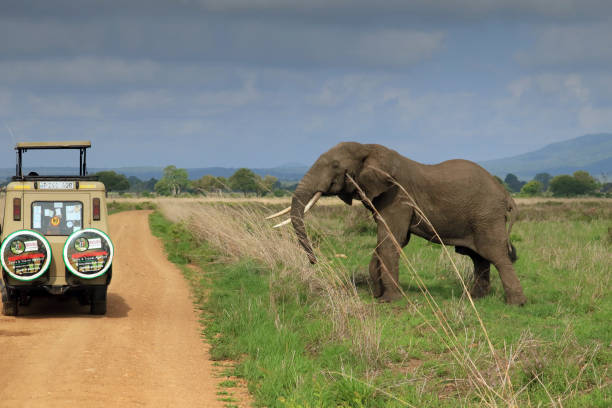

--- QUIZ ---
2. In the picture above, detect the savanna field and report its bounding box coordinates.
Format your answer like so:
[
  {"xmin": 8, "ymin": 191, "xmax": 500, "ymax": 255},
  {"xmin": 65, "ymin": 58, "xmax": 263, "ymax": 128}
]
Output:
[{"xmin": 111, "ymin": 197, "xmax": 611, "ymax": 407}]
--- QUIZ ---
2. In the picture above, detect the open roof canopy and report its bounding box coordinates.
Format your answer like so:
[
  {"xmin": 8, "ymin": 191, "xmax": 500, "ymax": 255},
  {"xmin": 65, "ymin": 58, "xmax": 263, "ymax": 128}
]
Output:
[
  {"xmin": 13, "ymin": 141, "xmax": 94, "ymax": 180},
  {"xmin": 15, "ymin": 141, "xmax": 91, "ymax": 150}
]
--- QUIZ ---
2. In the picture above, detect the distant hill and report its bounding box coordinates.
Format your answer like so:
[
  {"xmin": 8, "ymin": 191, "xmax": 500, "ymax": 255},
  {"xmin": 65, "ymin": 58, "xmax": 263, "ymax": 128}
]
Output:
[
  {"xmin": 3, "ymin": 134, "xmax": 609, "ymax": 183},
  {"xmin": 479, "ymin": 133, "xmax": 612, "ymax": 180}
]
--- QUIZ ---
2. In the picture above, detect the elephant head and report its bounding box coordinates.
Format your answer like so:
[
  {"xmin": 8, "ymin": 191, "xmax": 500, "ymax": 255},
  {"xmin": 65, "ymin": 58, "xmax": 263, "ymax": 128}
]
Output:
[{"xmin": 276, "ymin": 142, "xmax": 397, "ymax": 263}]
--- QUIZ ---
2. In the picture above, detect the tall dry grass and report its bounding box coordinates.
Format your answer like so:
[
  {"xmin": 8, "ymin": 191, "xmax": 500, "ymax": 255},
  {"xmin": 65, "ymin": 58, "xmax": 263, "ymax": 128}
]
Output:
[
  {"xmin": 154, "ymin": 194, "xmax": 610, "ymax": 406},
  {"xmin": 158, "ymin": 200, "xmax": 385, "ymax": 368}
]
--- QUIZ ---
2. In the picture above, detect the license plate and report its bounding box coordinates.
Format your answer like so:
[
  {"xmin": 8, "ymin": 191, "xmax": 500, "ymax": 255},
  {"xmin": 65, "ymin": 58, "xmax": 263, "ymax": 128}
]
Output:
[{"xmin": 38, "ymin": 181, "xmax": 75, "ymax": 190}]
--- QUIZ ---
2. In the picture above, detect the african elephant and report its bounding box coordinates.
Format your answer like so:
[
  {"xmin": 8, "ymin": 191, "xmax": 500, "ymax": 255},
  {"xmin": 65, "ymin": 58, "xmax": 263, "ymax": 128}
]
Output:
[{"xmin": 268, "ymin": 142, "xmax": 526, "ymax": 305}]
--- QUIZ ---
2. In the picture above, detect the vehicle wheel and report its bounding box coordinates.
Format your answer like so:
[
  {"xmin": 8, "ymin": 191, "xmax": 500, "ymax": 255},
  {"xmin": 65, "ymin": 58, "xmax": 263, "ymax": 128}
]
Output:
[
  {"xmin": 90, "ymin": 301, "xmax": 106, "ymax": 315},
  {"xmin": 90, "ymin": 286, "xmax": 107, "ymax": 315},
  {"xmin": 2, "ymin": 300, "xmax": 18, "ymax": 316}
]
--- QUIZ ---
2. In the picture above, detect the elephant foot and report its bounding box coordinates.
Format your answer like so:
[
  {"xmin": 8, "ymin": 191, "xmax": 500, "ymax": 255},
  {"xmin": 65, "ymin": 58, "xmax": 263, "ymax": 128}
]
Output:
[
  {"xmin": 505, "ymin": 291, "xmax": 527, "ymax": 306},
  {"xmin": 469, "ymin": 281, "xmax": 491, "ymax": 299},
  {"xmin": 378, "ymin": 290, "xmax": 402, "ymax": 303},
  {"xmin": 371, "ymin": 282, "xmax": 383, "ymax": 298}
]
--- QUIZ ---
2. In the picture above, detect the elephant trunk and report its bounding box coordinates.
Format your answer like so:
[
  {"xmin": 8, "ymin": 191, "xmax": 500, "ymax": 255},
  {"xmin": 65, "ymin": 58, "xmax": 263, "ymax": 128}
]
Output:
[{"xmin": 291, "ymin": 175, "xmax": 318, "ymax": 264}]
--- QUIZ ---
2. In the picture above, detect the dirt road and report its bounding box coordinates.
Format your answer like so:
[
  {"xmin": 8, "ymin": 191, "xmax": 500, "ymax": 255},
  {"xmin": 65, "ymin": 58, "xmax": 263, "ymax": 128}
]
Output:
[{"xmin": 0, "ymin": 211, "xmax": 231, "ymax": 407}]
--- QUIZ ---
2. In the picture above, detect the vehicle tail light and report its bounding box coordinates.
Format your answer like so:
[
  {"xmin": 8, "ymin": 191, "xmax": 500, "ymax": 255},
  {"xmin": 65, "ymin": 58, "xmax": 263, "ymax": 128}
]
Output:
[
  {"xmin": 13, "ymin": 198, "xmax": 21, "ymax": 221},
  {"xmin": 93, "ymin": 198, "xmax": 100, "ymax": 221}
]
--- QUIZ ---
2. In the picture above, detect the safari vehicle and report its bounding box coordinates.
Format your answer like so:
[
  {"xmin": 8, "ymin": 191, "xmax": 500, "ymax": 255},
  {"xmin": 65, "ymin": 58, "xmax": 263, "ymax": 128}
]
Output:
[{"xmin": 0, "ymin": 141, "xmax": 113, "ymax": 316}]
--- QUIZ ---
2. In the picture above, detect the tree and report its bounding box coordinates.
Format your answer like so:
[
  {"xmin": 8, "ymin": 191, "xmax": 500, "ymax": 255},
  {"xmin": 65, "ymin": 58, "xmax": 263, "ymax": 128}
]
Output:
[
  {"xmin": 533, "ymin": 173, "xmax": 552, "ymax": 191},
  {"xmin": 127, "ymin": 176, "xmax": 144, "ymax": 192},
  {"xmin": 154, "ymin": 179, "xmax": 172, "ymax": 196},
  {"xmin": 572, "ymin": 170, "xmax": 599, "ymax": 194},
  {"xmin": 229, "ymin": 168, "xmax": 260, "ymax": 195},
  {"xmin": 216, "ymin": 177, "xmax": 229, "ymax": 191},
  {"xmin": 94, "ymin": 171, "xmax": 129, "ymax": 192},
  {"xmin": 155, "ymin": 165, "xmax": 190, "ymax": 196},
  {"xmin": 192, "ymin": 175, "xmax": 225, "ymax": 194},
  {"xmin": 549, "ymin": 175, "xmax": 585, "ymax": 197},
  {"xmin": 144, "ymin": 178, "xmax": 158, "ymax": 192},
  {"xmin": 261, "ymin": 175, "xmax": 280, "ymax": 195},
  {"xmin": 493, "ymin": 175, "xmax": 511, "ymax": 191},
  {"xmin": 520, "ymin": 180, "xmax": 542, "ymax": 196},
  {"xmin": 504, "ymin": 173, "xmax": 525, "ymax": 193}
]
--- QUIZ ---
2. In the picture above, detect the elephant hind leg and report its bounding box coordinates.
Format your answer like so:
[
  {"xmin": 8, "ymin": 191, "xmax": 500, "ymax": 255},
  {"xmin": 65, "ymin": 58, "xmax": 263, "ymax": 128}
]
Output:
[
  {"xmin": 474, "ymin": 239, "xmax": 526, "ymax": 306},
  {"xmin": 455, "ymin": 246, "xmax": 491, "ymax": 298}
]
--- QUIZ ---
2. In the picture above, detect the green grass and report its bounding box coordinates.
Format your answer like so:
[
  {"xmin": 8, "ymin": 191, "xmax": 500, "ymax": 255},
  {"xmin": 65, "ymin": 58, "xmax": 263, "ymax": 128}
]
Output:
[{"xmin": 150, "ymin": 200, "xmax": 611, "ymax": 407}]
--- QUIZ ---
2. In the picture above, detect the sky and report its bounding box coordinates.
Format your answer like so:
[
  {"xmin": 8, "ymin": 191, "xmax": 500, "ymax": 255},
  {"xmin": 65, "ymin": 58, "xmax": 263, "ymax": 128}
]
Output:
[{"xmin": 1, "ymin": 0, "xmax": 611, "ymax": 169}]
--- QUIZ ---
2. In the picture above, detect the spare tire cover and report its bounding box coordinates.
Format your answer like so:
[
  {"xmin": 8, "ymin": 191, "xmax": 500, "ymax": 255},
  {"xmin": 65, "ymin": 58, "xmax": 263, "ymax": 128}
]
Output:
[
  {"xmin": 63, "ymin": 228, "xmax": 114, "ymax": 279},
  {"xmin": 1, "ymin": 229, "xmax": 52, "ymax": 281}
]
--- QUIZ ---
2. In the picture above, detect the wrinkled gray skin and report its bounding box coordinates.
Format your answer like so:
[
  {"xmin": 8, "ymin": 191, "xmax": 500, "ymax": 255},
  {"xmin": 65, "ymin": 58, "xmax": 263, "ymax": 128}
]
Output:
[{"xmin": 291, "ymin": 142, "xmax": 526, "ymax": 305}]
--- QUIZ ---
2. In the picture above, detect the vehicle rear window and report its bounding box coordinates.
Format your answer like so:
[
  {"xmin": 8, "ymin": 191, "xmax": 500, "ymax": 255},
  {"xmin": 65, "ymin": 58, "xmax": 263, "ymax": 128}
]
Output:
[{"xmin": 31, "ymin": 201, "xmax": 83, "ymax": 236}]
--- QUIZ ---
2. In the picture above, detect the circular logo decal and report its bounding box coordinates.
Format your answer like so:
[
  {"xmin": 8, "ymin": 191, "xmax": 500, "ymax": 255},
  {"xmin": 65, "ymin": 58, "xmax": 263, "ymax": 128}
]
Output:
[
  {"xmin": 1, "ymin": 230, "xmax": 52, "ymax": 281},
  {"xmin": 10, "ymin": 240, "xmax": 25, "ymax": 255},
  {"xmin": 63, "ymin": 228, "xmax": 114, "ymax": 279},
  {"xmin": 74, "ymin": 237, "xmax": 89, "ymax": 252},
  {"xmin": 51, "ymin": 216, "xmax": 61, "ymax": 226}
]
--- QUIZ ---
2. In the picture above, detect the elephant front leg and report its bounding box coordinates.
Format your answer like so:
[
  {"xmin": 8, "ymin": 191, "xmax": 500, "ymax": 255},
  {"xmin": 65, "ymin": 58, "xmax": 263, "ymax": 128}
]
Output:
[
  {"xmin": 373, "ymin": 206, "xmax": 411, "ymax": 303},
  {"xmin": 369, "ymin": 254, "xmax": 383, "ymax": 298},
  {"xmin": 377, "ymin": 240, "xmax": 402, "ymax": 302}
]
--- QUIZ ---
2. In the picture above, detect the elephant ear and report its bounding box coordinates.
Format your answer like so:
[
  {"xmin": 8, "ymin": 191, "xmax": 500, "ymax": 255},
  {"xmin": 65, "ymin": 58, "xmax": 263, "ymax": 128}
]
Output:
[{"xmin": 356, "ymin": 164, "xmax": 394, "ymax": 201}]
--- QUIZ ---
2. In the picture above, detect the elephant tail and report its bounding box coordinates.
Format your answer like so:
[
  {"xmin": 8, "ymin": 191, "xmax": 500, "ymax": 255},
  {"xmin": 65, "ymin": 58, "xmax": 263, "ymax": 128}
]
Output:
[{"xmin": 506, "ymin": 196, "xmax": 519, "ymax": 263}]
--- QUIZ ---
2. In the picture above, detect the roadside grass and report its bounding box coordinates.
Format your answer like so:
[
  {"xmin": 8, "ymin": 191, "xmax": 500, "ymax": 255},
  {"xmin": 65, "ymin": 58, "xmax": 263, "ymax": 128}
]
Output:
[
  {"xmin": 150, "ymin": 199, "xmax": 611, "ymax": 407},
  {"xmin": 107, "ymin": 199, "xmax": 155, "ymax": 214}
]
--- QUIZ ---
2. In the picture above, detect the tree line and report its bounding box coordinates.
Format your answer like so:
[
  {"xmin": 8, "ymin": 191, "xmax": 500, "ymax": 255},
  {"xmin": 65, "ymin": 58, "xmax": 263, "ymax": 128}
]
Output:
[
  {"xmin": 94, "ymin": 166, "xmax": 293, "ymax": 196},
  {"xmin": 95, "ymin": 166, "xmax": 610, "ymax": 198},
  {"xmin": 499, "ymin": 170, "xmax": 611, "ymax": 197}
]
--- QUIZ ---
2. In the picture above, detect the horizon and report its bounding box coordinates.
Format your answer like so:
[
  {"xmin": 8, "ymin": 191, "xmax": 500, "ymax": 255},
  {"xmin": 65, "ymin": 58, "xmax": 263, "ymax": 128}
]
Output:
[
  {"xmin": 1, "ymin": 1, "xmax": 612, "ymax": 168},
  {"xmin": 1, "ymin": 132, "xmax": 608, "ymax": 172}
]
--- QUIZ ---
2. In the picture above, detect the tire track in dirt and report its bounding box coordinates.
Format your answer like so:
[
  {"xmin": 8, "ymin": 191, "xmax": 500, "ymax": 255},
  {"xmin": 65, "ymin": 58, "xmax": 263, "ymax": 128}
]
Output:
[{"xmin": 0, "ymin": 210, "xmax": 242, "ymax": 407}]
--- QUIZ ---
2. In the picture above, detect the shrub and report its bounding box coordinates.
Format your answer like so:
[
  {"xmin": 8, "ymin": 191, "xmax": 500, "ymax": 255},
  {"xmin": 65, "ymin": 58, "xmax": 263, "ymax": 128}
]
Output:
[
  {"xmin": 520, "ymin": 180, "xmax": 542, "ymax": 196},
  {"xmin": 549, "ymin": 172, "xmax": 599, "ymax": 197}
]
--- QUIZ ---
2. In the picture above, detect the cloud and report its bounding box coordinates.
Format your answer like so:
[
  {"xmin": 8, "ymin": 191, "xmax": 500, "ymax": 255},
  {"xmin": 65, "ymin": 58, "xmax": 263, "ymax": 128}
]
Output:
[
  {"xmin": 27, "ymin": 95, "xmax": 102, "ymax": 119},
  {"xmin": 0, "ymin": 16, "xmax": 443, "ymax": 70},
  {"xmin": 0, "ymin": 57, "xmax": 161, "ymax": 85},
  {"xmin": 579, "ymin": 105, "xmax": 612, "ymax": 131},
  {"xmin": 506, "ymin": 74, "xmax": 590, "ymax": 103},
  {"xmin": 171, "ymin": 0, "xmax": 612, "ymax": 22},
  {"xmin": 516, "ymin": 22, "xmax": 612, "ymax": 68}
]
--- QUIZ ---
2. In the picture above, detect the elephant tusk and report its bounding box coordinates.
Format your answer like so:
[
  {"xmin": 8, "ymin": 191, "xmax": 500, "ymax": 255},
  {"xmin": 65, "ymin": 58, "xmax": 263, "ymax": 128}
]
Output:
[
  {"xmin": 268, "ymin": 192, "xmax": 322, "ymax": 226},
  {"xmin": 273, "ymin": 218, "xmax": 292, "ymax": 228},
  {"xmin": 265, "ymin": 206, "xmax": 291, "ymax": 220},
  {"xmin": 304, "ymin": 191, "xmax": 322, "ymax": 213}
]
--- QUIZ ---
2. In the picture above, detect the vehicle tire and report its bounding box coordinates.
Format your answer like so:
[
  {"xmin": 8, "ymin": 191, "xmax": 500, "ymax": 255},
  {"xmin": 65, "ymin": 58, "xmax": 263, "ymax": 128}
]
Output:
[
  {"xmin": 2, "ymin": 300, "xmax": 18, "ymax": 316},
  {"xmin": 90, "ymin": 286, "xmax": 107, "ymax": 315},
  {"xmin": 90, "ymin": 301, "xmax": 106, "ymax": 315}
]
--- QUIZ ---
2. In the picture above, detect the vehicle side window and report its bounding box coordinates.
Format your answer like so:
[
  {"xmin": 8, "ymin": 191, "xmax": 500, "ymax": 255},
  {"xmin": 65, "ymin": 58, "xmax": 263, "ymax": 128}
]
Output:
[{"xmin": 31, "ymin": 201, "xmax": 83, "ymax": 236}]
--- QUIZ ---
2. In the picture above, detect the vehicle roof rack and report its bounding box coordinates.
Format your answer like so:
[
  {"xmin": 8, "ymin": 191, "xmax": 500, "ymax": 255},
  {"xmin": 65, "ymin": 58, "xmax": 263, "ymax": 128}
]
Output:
[
  {"xmin": 15, "ymin": 141, "xmax": 91, "ymax": 150},
  {"xmin": 13, "ymin": 140, "xmax": 94, "ymax": 180}
]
